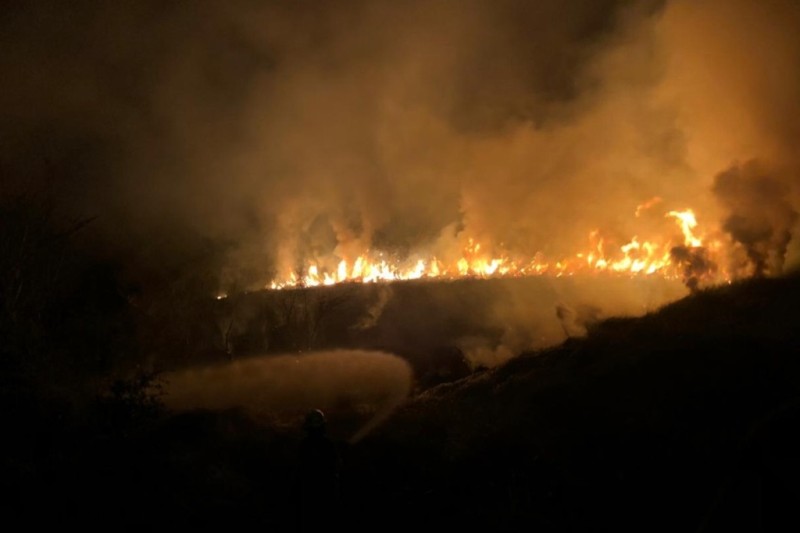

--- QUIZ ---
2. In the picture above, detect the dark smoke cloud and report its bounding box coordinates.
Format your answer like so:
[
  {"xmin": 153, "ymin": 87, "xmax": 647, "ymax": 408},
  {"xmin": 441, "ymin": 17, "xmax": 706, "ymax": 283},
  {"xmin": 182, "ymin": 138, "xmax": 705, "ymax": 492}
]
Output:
[
  {"xmin": 713, "ymin": 160, "xmax": 798, "ymax": 277},
  {"xmin": 2, "ymin": 0, "xmax": 800, "ymax": 298}
]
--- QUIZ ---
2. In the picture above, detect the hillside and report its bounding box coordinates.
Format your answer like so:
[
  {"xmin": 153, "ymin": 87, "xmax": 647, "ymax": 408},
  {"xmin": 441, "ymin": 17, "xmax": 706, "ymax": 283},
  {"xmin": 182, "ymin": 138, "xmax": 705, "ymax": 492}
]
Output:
[
  {"xmin": 345, "ymin": 272, "xmax": 800, "ymax": 531},
  {"xmin": 5, "ymin": 273, "xmax": 800, "ymax": 532}
]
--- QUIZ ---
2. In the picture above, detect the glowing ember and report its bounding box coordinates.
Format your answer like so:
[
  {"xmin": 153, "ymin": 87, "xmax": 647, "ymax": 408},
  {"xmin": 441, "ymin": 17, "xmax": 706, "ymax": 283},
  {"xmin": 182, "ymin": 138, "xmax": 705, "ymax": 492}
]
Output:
[{"xmin": 267, "ymin": 206, "xmax": 727, "ymax": 290}]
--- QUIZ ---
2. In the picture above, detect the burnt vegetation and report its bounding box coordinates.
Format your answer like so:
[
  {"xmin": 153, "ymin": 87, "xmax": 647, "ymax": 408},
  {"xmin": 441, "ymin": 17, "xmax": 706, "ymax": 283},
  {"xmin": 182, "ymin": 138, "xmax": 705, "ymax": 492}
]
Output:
[{"xmin": 2, "ymin": 196, "xmax": 800, "ymax": 531}]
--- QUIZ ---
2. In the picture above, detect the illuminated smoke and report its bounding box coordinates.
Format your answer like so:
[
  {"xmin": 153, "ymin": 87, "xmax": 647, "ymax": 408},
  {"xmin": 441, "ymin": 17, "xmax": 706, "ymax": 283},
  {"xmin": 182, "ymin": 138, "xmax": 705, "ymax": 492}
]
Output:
[
  {"xmin": 247, "ymin": 0, "xmax": 800, "ymax": 293},
  {"xmin": 352, "ymin": 283, "xmax": 393, "ymax": 331},
  {"xmin": 556, "ymin": 302, "xmax": 602, "ymax": 338},
  {"xmin": 1, "ymin": 0, "xmax": 799, "ymax": 309}
]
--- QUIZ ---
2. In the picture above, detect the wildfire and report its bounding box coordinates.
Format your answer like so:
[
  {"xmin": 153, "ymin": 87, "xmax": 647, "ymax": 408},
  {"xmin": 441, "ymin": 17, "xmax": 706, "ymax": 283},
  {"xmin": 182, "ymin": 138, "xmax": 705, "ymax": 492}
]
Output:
[{"xmin": 267, "ymin": 208, "xmax": 727, "ymax": 290}]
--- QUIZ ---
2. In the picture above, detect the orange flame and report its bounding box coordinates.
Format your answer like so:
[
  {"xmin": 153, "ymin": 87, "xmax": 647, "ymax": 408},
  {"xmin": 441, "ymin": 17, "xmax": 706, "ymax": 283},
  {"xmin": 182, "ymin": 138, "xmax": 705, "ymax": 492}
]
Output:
[{"xmin": 267, "ymin": 207, "xmax": 726, "ymax": 290}]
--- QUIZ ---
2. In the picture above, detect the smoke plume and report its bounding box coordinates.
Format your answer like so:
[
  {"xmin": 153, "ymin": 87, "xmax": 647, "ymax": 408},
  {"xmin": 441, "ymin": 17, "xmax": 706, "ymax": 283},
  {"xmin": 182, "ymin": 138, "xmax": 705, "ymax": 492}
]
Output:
[
  {"xmin": 2, "ymin": 0, "xmax": 800, "ymax": 351},
  {"xmin": 713, "ymin": 160, "xmax": 798, "ymax": 277}
]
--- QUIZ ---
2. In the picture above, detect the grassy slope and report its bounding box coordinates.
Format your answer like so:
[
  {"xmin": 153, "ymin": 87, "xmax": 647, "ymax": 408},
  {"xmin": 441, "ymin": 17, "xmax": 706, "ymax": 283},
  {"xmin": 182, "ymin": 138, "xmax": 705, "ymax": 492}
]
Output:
[
  {"xmin": 346, "ymin": 272, "xmax": 800, "ymax": 531},
  {"xmin": 7, "ymin": 273, "xmax": 800, "ymax": 531}
]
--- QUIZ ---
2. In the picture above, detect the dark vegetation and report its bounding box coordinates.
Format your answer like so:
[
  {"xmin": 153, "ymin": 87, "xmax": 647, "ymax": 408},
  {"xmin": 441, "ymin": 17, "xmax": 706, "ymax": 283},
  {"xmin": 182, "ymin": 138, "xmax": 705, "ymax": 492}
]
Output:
[
  {"xmin": 2, "ymin": 194, "xmax": 799, "ymax": 531},
  {"xmin": 350, "ymin": 274, "xmax": 800, "ymax": 532}
]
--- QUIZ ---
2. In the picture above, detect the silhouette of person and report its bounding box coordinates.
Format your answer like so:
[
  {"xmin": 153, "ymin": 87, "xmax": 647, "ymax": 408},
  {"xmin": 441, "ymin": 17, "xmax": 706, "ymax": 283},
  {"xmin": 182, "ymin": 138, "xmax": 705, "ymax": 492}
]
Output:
[{"xmin": 295, "ymin": 409, "xmax": 341, "ymax": 531}]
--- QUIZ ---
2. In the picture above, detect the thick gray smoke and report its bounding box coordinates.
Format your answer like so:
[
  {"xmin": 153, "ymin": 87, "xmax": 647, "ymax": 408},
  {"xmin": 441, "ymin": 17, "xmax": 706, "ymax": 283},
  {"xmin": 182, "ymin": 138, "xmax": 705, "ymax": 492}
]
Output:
[{"xmin": 2, "ymin": 0, "xmax": 799, "ymax": 341}]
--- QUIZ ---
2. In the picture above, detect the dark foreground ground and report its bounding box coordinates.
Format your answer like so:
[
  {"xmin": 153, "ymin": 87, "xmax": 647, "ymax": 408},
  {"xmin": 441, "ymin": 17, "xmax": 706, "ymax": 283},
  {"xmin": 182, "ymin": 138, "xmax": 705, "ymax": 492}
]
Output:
[{"xmin": 4, "ymin": 273, "xmax": 800, "ymax": 532}]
